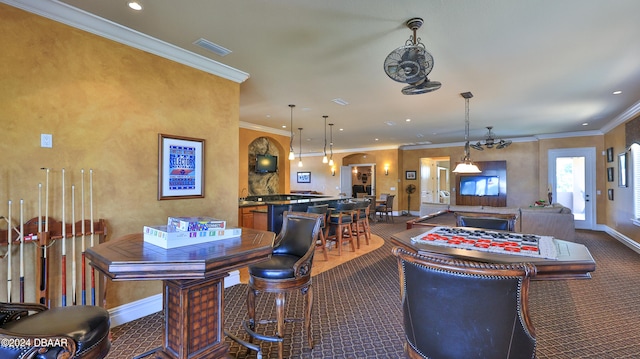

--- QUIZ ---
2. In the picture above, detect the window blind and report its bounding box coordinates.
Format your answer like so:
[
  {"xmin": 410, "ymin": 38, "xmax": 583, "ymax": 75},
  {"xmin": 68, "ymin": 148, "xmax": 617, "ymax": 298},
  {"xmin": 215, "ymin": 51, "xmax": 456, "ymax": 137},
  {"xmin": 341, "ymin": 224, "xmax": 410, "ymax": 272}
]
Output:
[{"xmin": 632, "ymin": 144, "xmax": 640, "ymax": 223}]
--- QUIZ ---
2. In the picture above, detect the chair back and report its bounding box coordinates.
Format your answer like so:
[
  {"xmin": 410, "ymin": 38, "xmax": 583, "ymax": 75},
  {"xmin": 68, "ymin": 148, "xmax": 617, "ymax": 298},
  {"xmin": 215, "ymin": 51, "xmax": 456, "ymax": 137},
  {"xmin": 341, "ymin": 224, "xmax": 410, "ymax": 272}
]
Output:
[
  {"xmin": 273, "ymin": 211, "xmax": 323, "ymax": 258},
  {"xmin": 392, "ymin": 247, "xmax": 537, "ymax": 359},
  {"xmin": 385, "ymin": 194, "xmax": 395, "ymax": 209},
  {"xmin": 306, "ymin": 204, "xmax": 329, "ymax": 228}
]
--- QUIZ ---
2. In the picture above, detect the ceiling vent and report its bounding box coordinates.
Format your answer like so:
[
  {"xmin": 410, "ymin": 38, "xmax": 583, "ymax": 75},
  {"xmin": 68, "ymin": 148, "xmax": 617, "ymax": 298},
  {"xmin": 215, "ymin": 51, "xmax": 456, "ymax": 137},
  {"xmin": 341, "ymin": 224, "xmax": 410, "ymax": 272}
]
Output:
[{"xmin": 193, "ymin": 38, "xmax": 231, "ymax": 57}]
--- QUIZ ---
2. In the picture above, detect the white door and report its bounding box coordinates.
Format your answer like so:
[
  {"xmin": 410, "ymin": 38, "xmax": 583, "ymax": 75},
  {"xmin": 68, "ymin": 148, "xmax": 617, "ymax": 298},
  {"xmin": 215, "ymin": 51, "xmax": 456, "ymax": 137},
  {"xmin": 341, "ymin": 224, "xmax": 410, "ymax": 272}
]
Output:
[
  {"xmin": 340, "ymin": 166, "xmax": 351, "ymax": 197},
  {"xmin": 548, "ymin": 148, "xmax": 596, "ymax": 230}
]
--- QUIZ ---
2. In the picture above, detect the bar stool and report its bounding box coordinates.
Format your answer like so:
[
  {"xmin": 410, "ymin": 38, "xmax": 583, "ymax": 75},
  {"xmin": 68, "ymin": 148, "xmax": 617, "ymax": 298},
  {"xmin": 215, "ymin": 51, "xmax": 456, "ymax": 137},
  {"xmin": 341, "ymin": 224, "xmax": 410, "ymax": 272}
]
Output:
[
  {"xmin": 351, "ymin": 199, "xmax": 371, "ymax": 248},
  {"xmin": 327, "ymin": 201, "xmax": 356, "ymax": 256},
  {"xmin": 306, "ymin": 204, "xmax": 331, "ymax": 260},
  {"xmin": 238, "ymin": 211, "xmax": 323, "ymax": 359}
]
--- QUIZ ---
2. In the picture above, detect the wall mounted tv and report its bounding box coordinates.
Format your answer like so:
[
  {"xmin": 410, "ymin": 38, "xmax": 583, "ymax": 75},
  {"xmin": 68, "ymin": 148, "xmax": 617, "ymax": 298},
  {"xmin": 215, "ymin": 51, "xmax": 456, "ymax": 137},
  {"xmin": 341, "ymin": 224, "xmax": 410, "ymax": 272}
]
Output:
[
  {"xmin": 255, "ymin": 154, "xmax": 278, "ymax": 173},
  {"xmin": 460, "ymin": 175, "xmax": 500, "ymax": 196}
]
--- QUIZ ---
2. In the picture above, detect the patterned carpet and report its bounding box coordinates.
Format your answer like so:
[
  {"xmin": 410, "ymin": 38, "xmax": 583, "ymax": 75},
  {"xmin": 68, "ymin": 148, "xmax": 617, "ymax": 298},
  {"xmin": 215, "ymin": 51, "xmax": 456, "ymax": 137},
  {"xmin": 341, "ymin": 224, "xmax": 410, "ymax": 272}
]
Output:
[{"xmin": 106, "ymin": 219, "xmax": 640, "ymax": 358}]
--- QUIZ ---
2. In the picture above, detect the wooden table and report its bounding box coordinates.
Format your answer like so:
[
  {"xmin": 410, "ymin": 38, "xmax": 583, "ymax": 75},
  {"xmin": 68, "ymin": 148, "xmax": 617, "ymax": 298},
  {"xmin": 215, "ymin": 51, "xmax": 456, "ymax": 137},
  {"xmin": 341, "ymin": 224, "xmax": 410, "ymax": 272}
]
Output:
[
  {"xmin": 391, "ymin": 227, "xmax": 596, "ymax": 280},
  {"xmin": 85, "ymin": 228, "xmax": 275, "ymax": 359}
]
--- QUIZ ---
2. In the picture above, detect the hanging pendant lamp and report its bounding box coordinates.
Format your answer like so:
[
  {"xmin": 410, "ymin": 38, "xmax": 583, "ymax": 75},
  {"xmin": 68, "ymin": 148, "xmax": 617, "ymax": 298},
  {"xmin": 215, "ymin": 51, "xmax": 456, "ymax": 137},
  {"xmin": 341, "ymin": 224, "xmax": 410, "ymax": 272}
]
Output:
[
  {"xmin": 297, "ymin": 128, "xmax": 303, "ymax": 167},
  {"xmin": 452, "ymin": 92, "xmax": 481, "ymax": 173},
  {"xmin": 328, "ymin": 123, "xmax": 334, "ymax": 166},
  {"xmin": 288, "ymin": 104, "xmax": 296, "ymax": 160},
  {"xmin": 322, "ymin": 115, "xmax": 329, "ymax": 164}
]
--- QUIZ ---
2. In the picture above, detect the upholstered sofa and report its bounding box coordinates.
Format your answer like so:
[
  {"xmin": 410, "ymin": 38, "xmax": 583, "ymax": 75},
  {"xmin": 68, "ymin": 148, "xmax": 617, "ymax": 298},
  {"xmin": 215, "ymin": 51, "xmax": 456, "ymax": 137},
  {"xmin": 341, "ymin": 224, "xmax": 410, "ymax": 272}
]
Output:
[{"xmin": 418, "ymin": 202, "xmax": 576, "ymax": 241}]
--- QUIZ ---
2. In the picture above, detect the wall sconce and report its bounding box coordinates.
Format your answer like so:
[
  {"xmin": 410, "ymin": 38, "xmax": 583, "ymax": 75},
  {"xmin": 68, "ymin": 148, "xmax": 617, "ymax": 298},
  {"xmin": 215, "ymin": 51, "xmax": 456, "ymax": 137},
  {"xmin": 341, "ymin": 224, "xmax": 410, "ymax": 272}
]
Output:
[
  {"xmin": 384, "ymin": 165, "xmax": 390, "ymax": 176},
  {"xmin": 331, "ymin": 167, "xmax": 336, "ymax": 176}
]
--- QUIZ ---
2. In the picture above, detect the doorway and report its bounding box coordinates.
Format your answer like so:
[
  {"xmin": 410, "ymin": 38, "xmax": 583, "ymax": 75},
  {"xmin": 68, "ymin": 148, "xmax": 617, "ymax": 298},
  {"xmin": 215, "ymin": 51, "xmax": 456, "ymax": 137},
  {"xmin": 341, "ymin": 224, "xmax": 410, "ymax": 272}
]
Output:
[
  {"xmin": 420, "ymin": 157, "xmax": 450, "ymax": 204},
  {"xmin": 340, "ymin": 164, "xmax": 376, "ymax": 198},
  {"xmin": 548, "ymin": 148, "xmax": 596, "ymax": 230}
]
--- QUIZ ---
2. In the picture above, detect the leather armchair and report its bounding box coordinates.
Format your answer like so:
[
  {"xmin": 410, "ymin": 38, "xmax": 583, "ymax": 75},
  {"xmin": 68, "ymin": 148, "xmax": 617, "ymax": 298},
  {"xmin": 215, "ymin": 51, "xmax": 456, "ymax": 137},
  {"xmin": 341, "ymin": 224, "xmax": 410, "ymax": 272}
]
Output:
[
  {"xmin": 392, "ymin": 247, "xmax": 537, "ymax": 359},
  {"xmin": 0, "ymin": 302, "xmax": 110, "ymax": 359}
]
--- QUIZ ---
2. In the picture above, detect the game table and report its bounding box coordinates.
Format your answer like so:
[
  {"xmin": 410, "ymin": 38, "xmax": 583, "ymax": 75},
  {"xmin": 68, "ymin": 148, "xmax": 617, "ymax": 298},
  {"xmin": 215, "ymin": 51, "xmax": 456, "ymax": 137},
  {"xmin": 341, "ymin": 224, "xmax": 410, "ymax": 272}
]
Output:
[
  {"xmin": 391, "ymin": 226, "xmax": 595, "ymax": 280},
  {"xmin": 405, "ymin": 210, "xmax": 518, "ymax": 230}
]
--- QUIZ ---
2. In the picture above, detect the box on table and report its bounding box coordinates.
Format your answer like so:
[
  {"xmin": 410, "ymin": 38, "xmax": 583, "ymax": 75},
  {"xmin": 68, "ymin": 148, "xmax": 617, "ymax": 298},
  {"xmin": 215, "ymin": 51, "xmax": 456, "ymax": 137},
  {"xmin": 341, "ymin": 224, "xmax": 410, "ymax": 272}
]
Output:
[
  {"xmin": 143, "ymin": 225, "xmax": 241, "ymax": 249},
  {"xmin": 167, "ymin": 216, "xmax": 226, "ymax": 231}
]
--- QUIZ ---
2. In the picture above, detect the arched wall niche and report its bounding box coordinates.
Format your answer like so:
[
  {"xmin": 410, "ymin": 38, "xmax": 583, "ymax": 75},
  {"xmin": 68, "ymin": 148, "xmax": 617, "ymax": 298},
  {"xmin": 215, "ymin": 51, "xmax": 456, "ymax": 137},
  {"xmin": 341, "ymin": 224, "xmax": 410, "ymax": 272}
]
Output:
[{"xmin": 248, "ymin": 137, "xmax": 284, "ymax": 195}]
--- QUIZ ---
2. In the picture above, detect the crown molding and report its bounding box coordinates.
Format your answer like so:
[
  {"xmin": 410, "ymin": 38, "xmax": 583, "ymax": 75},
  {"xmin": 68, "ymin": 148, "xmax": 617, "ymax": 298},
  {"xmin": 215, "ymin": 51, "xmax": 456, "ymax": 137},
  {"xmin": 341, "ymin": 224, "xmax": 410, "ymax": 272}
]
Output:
[
  {"xmin": 239, "ymin": 121, "xmax": 290, "ymax": 137},
  {"xmin": 1, "ymin": 0, "xmax": 249, "ymax": 83},
  {"xmin": 600, "ymin": 99, "xmax": 640, "ymax": 134}
]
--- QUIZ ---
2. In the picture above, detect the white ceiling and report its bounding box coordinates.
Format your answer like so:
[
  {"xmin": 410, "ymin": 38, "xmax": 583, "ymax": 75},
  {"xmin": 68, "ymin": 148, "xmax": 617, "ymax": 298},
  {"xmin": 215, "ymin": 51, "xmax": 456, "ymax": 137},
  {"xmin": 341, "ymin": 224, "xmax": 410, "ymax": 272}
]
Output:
[{"xmin": 10, "ymin": 0, "xmax": 640, "ymax": 153}]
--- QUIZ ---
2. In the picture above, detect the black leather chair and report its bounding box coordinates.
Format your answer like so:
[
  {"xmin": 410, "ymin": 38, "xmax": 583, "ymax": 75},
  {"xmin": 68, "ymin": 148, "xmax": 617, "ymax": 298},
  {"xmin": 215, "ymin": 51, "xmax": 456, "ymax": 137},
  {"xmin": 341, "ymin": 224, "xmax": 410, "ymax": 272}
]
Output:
[
  {"xmin": 0, "ymin": 302, "xmax": 110, "ymax": 359},
  {"xmin": 392, "ymin": 247, "xmax": 537, "ymax": 359},
  {"xmin": 242, "ymin": 211, "xmax": 323, "ymax": 359}
]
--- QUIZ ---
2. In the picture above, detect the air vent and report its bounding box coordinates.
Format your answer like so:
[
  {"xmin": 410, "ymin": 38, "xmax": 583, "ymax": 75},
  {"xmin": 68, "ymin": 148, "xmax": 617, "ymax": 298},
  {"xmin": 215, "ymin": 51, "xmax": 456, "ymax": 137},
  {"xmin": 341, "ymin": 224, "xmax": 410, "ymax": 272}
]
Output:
[
  {"xmin": 193, "ymin": 38, "xmax": 231, "ymax": 57},
  {"xmin": 331, "ymin": 98, "xmax": 349, "ymax": 106}
]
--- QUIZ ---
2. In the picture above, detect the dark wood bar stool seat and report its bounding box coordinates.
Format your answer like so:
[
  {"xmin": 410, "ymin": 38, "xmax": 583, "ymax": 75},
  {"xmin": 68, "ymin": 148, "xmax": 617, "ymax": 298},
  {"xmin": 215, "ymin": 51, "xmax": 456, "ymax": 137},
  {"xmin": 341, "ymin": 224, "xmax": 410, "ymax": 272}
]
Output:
[
  {"xmin": 351, "ymin": 199, "xmax": 371, "ymax": 248},
  {"xmin": 0, "ymin": 302, "xmax": 111, "ymax": 359},
  {"xmin": 240, "ymin": 211, "xmax": 323, "ymax": 359}
]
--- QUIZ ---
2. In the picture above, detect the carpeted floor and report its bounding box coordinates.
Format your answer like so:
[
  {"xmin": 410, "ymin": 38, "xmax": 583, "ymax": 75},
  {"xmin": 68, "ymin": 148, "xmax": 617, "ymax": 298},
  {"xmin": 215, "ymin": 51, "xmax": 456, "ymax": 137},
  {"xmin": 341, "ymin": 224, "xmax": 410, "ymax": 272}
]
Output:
[{"xmin": 107, "ymin": 218, "xmax": 640, "ymax": 358}]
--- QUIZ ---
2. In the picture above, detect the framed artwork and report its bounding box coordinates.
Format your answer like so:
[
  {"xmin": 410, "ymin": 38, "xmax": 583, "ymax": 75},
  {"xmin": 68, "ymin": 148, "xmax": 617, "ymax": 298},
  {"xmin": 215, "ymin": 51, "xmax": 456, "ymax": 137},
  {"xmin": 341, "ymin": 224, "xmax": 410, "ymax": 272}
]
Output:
[
  {"xmin": 606, "ymin": 147, "xmax": 614, "ymax": 163},
  {"xmin": 158, "ymin": 134, "xmax": 205, "ymax": 200},
  {"xmin": 618, "ymin": 152, "xmax": 628, "ymax": 187},
  {"xmin": 607, "ymin": 167, "xmax": 614, "ymax": 182},
  {"xmin": 406, "ymin": 170, "xmax": 417, "ymax": 180},
  {"xmin": 297, "ymin": 171, "xmax": 311, "ymax": 183},
  {"xmin": 608, "ymin": 188, "xmax": 614, "ymax": 201}
]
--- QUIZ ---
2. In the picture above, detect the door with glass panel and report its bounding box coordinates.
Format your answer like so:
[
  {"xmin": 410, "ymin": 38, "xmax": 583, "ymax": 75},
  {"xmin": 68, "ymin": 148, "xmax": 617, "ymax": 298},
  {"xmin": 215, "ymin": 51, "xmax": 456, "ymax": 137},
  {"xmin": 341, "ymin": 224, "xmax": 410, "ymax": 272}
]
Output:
[{"xmin": 548, "ymin": 148, "xmax": 596, "ymax": 230}]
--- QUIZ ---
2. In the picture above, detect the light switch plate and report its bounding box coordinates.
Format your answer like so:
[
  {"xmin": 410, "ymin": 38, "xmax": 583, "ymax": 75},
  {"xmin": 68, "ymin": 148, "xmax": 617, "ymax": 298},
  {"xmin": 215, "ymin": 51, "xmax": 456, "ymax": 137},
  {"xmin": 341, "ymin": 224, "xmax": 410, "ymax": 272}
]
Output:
[{"xmin": 41, "ymin": 134, "xmax": 52, "ymax": 148}]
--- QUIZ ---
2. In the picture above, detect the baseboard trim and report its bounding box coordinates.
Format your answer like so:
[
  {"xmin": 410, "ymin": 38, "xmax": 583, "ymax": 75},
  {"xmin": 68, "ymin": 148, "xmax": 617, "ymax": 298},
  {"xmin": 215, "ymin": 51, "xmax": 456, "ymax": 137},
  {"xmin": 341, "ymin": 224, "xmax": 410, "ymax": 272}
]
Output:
[
  {"xmin": 602, "ymin": 225, "xmax": 640, "ymax": 254},
  {"xmin": 108, "ymin": 270, "xmax": 242, "ymax": 327}
]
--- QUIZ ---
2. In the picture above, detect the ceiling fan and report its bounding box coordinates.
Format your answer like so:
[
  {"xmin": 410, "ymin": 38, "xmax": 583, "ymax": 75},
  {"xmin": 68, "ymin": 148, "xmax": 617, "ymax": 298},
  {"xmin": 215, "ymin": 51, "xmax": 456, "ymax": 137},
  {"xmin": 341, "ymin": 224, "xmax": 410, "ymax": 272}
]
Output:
[
  {"xmin": 383, "ymin": 17, "xmax": 441, "ymax": 95},
  {"xmin": 470, "ymin": 126, "xmax": 513, "ymax": 150}
]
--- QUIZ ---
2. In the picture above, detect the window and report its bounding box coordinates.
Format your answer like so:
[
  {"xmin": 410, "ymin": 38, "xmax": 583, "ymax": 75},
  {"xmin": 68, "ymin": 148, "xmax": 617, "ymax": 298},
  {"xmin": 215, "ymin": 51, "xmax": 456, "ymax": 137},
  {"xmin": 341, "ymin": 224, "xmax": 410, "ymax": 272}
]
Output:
[{"xmin": 632, "ymin": 144, "xmax": 640, "ymax": 226}]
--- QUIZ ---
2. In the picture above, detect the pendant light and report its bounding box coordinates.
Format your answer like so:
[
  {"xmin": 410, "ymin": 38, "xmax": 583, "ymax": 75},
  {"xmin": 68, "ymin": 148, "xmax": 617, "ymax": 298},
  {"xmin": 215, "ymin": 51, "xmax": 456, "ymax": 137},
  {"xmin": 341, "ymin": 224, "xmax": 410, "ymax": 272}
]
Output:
[
  {"xmin": 322, "ymin": 115, "xmax": 329, "ymax": 164},
  {"xmin": 328, "ymin": 123, "xmax": 335, "ymax": 166},
  {"xmin": 452, "ymin": 92, "xmax": 481, "ymax": 173},
  {"xmin": 298, "ymin": 128, "xmax": 303, "ymax": 167},
  {"xmin": 288, "ymin": 104, "xmax": 295, "ymax": 160}
]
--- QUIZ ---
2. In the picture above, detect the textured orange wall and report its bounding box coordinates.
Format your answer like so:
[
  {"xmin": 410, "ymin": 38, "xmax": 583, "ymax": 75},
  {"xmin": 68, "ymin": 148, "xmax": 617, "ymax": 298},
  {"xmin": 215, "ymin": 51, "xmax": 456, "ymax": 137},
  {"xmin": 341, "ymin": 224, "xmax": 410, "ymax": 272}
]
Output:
[
  {"xmin": 239, "ymin": 128, "xmax": 290, "ymax": 195},
  {"xmin": 0, "ymin": 5, "xmax": 239, "ymax": 308}
]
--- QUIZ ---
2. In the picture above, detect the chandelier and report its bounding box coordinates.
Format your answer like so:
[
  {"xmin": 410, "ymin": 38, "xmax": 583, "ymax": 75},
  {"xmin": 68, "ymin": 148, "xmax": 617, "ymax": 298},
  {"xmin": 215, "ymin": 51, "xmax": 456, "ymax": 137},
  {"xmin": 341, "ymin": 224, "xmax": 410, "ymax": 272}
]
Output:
[
  {"xmin": 452, "ymin": 92, "xmax": 481, "ymax": 174},
  {"xmin": 470, "ymin": 126, "xmax": 512, "ymax": 150}
]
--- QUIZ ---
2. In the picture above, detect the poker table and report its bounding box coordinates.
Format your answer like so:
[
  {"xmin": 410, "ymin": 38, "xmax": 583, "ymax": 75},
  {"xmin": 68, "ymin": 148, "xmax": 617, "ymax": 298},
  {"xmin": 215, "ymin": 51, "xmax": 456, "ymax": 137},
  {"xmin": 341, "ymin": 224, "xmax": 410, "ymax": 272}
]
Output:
[{"xmin": 391, "ymin": 226, "xmax": 596, "ymax": 280}]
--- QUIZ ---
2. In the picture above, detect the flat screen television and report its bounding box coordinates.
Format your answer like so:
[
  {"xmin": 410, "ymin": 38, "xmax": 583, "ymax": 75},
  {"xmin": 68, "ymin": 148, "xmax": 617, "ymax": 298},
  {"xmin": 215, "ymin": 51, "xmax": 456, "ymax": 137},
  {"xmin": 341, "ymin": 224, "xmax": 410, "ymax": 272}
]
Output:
[
  {"xmin": 255, "ymin": 154, "xmax": 278, "ymax": 173},
  {"xmin": 460, "ymin": 175, "xmax": 500, "ymax": 196}
]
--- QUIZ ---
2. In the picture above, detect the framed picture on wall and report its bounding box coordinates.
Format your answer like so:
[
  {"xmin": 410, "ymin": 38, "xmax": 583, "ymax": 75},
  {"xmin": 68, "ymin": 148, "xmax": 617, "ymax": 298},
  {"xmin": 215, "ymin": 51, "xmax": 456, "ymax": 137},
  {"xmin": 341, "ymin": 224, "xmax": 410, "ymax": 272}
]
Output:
[
  {"xmin": 158, "ymin": 133, "xmax": 205, "ymax": 200},
  {"xmin": 606, "ymin": 147, "xmax": 614, "ymax": 162},
  {"xmin": 608, "ymin": 188, "xmax": 614, "ymax": 201},
  {"xmin": 405, "ymin": 170, "xmax": 417, "ymax": 180},
  {"xmin": 618, "ymin": 152, "xmax": 628, "ymax": 187},
  {"xmin": 297, "ymin": 171, "xmax": 311, "ymax": 183},
  {"xmin": 607, "ymin": 167, "xmax": 614, "ymax": 182}
]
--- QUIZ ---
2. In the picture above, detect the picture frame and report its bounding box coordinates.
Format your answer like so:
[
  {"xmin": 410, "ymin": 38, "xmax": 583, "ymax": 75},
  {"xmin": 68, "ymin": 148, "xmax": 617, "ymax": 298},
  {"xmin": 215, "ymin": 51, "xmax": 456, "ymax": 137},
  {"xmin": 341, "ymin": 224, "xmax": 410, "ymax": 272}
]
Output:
[
  {"xmin": 297, "ymin": 171, "xmax": 311, "ymax": 183},
  {"xmin": 158, "ymin": 134, "xmax": 205, "ymax": 200},
  {"xmin": 607, "ymin": 167, "xmax": 614, "ymax": 182},
  {"xmin": 608, "ymin": 188, "xmax": 614, "ymax": 201},
  {"xmin": 606, "ymin": 147, "xmax": 614, "ymax": 163},
  {"xmin": 405, "ymin": 170, "xmax": 417, "ymax": 180},
  {"xmin": 618, "ymin": 152, "xmax": 628, "ymax": 188}
]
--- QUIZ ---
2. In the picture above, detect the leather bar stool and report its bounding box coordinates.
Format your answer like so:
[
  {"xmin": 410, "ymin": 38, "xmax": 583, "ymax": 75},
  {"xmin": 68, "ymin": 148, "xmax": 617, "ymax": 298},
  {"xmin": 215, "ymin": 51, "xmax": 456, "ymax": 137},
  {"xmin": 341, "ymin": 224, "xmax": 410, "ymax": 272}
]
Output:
[
  {"xmin": 351, "ymin": 199, "xmax": 371, "ymax": 248},
  {"xmin": 241, "ymin": 211, "xmax": 323, "ymax": 359},
  {"xmin": 0, "ymin": 302, "xmax": 111, "ymax": 359},
  {"xmin": 306, "ymin": 204, "xmax": 331, "ymax": 260},
  {"xmin": 326, "ymin": 201, "xmax": 357, "ymax": 256}
]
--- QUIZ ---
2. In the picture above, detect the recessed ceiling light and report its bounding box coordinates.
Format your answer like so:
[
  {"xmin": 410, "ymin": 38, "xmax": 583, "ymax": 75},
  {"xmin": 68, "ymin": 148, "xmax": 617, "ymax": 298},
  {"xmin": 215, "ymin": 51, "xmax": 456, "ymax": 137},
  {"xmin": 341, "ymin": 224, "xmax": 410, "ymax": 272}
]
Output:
[
  {"xmin": 375, "ymin": 138, "xmax": 379, "ymax": 141},
  {"xmin": 339, "ymin": 128, "xmax": 344, "ymax": 131},
  {"xmin": 582, "ymin": 123, "xmax": 589, "ymax": 126},
  {"xmin": 127, "ymin": 1, "xmax": 143, "ymax": 11},
  {"xmin": 281, "ymin": 125, "xmax": 286, "ymax": 128},
  {"xmin": 385, "ymin": 121, "xmax": 396, "ymax": 126},
  {"xmin": 406, "ymin": 118, "xmax": 411, "ymax": 122},
  {"xmin": 613, "ymin": 90, "xmax": 622, "ymax": 95}
]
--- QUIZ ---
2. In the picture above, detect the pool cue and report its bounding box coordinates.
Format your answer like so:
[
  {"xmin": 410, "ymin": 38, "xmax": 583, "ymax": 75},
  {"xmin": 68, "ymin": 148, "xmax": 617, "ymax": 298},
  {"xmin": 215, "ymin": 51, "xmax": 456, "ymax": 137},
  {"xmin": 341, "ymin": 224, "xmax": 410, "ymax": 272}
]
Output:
[
  {"xmin": 71, "ymin": 185, "xmax": 76, "ymax": 305},
  {"xmin": 89, "ymin": 169, "xmax": 95, "ymax": 305},
  {"xmin": 61, "ymin": 169, "xmax": 67, "ymax": 307},
  {"xmin": 40, "ymin": 168, "xmax": 50, "ymax": 306},
  {"xmin": 38, "ymin": 182, "xmax": 47, "ymax": 305},
  {"xmin": 7, "ymin": 200, "xmax": 12, "ymax": 302},
  {"xmin": 19, "ymin": 199, "xmax": 24, "ymax": 302},
  {"xmin": 81, "ymin": 170, "xmax": 86, "ymax": 305}
]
